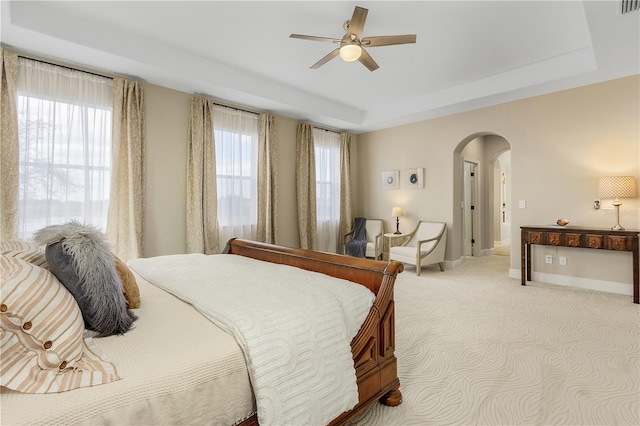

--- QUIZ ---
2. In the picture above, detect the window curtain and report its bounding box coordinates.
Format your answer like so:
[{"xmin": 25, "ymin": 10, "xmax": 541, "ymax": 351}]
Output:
[
  {"xmin": 338, "ymin": 132, "xmax": 354, "ymax": 253},
  {"xmin": 0, "ymin": 48, "xmax": 19, "ymax": 239},
  {"xmin": 314, "ymin": 128, "xmax": 341, "ymax": 253},
  {"xmin": 186, "ymin": 96, "xmax": 218, "ymax": 254},
  {"xmin": 213, "ymin": 104, "xmax": 259, "ymax": 250},
  {"xmin": 106, "ymin": 78, "xmax": 145, "ymax": 261},
  {"xmin": 296, "ymin": 122, "xmax": 317, "ymax": 250},
  {"xmin": 256, "ymin": 113, "xmax": 278, "ymax": 244},
  {"xmin": 14, "ymin": 57, "xmax": 113, "ymax": 240}
]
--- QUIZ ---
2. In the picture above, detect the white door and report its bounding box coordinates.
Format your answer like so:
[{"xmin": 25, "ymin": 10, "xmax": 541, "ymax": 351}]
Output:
[{"xmin": 463, "ymin": 161, "xmax": 478, "ymax": 257}]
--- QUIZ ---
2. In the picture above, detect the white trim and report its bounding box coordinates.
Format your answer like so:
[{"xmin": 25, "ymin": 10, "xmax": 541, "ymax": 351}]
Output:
[
  {"xmin": 445, "ymin": 257, "xmax": 464, "ymax": 270},
  {"xmin": 481, "ymin": 248, "xmax": 495, "ymax": 256},
  {"xmin": 508, "ymin": 269, "xmax": 633, "ymax": 296}
]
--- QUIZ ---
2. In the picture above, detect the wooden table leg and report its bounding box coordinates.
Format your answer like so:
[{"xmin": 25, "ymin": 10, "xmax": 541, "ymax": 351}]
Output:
[
  {"xmin": 521, "ymin": 230, "xmax": 527, "ymax": 286},
  {"xmin": 633, "ymin": 236, "xmax": 639, "ymax": 304}
]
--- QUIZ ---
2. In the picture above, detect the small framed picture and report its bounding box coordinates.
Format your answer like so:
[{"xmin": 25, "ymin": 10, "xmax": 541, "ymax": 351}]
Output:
[
  {"xmin": 405, "ymin": 168, "xmax": 424, "ymax": 189},
  {"xmin": 381, "ymin": 170, "xmax": 399, "ymax": 190}
]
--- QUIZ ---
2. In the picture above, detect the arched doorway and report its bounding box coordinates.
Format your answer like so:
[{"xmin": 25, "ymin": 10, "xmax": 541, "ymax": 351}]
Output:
[{"xmin": 452, "ymin": 134, "xmax": 511, "ymax": 263}]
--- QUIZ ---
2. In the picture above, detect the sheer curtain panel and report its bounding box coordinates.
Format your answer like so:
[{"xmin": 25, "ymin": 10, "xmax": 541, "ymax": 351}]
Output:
[
  {"xmin": 0, "ymin": 48, "xmax": 19, "ymax": 239},
  {"xmin": 313, "ymin": 128, "xmax": 341, "ymax": 253},
  {"xmin": 15, "ymin": 57, "xmax": 113, "ymax": 240},
  {"xmin": 213, "ymin": 104, "xmax": 259, "ymax": 250}
]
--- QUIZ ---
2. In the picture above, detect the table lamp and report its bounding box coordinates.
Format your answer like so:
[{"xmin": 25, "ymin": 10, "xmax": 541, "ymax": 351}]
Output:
[
  {"xmin": 391, "ymin": 207, "xmax": 404, "ymax": 234},
  {"xmin": 598, "ymin": 176, "xmax": 638, "ymax": 230}
]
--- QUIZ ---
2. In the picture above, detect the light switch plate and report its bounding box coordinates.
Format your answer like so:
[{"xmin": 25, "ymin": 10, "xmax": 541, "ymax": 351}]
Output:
[
  {"xmin": 519, "ymin": 200, "xmax": 526, "ymax": 209},
  {"xmin": 545, "ymin": 255, "xmax": 553, "ymax": 264}
]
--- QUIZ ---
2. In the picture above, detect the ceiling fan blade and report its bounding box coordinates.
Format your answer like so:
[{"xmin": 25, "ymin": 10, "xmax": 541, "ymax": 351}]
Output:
[
  {"xmin": 347, "ymin": 6, "xmax": 368, "ymax": 39},
  {"xmin": 311, "ymin": 48, "xmax": 340, "ymax": 69},
  {"xmin": 290, "ymin": 34, "xmax": 340, "ymax": 43},
  {"xmin": 358, "ymin": 48, "xmax": 379, "ymax": 72},
  {"xmin": 362, "ymin": 34, "xmax": 417, "ymax": 47}
]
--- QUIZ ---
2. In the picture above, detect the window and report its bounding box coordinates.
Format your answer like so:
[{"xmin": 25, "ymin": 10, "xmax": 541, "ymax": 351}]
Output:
[
  {"xmin": 213, "ymin": 105, "xmax": 259, "ymax": 248},
  {"xmin": 313, "ymin": 128, "xmax": 341, "ymax": 253},
  {"xmin": 16, "ymin": 58, "xmax": 113, "ymax": 239}
]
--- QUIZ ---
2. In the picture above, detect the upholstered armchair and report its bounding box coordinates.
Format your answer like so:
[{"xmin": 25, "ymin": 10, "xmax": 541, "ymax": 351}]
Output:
[
  {"xmin": 388, "ymin": 221, "xmax": 447, "ymax": 276},
  {"xmin": 344, "ymin": 218, "xmax": 384, "ymax": 259}
]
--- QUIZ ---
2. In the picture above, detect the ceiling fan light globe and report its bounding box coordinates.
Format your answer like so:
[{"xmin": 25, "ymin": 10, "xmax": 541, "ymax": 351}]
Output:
[{"xmin": 339, "ymin": 44, "xmax": 362, "ymax": 62}]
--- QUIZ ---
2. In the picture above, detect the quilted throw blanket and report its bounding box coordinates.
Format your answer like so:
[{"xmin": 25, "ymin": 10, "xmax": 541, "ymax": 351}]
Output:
[{"xmin": 128, "ymin": 254, "xmax": 375, "ymax": 426}]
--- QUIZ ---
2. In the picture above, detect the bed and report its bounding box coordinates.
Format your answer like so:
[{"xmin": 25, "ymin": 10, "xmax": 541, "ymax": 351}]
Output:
[{"xmin": 1, "ymin": 238, "xmax": 403, "ymax": 425}]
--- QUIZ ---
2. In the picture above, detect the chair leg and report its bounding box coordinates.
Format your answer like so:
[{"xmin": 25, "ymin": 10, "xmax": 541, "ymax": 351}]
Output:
[
  {"xmin": 416, "ymin": 259, "xmax": 421, "ymax": 276},
  {"xmin": 439, "ymin": 262, "xmax": 444, "ymax": 272}
]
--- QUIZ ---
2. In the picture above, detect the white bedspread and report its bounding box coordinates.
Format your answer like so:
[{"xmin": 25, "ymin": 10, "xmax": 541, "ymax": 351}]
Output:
[{"xmin": 128, "ymin": 253, "xmax": 375, "ymax": 426}]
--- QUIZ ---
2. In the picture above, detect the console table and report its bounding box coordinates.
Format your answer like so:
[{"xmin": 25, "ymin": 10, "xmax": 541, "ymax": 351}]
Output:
[{"xmin": 521, "ymin": 226, "xmax": 639, "ymax": 304}]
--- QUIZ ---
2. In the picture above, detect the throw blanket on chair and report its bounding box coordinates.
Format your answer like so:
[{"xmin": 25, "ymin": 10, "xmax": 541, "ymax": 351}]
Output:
[{"xmin": 345, "ymin": 217, "xmax": 368, "ymax": 258}]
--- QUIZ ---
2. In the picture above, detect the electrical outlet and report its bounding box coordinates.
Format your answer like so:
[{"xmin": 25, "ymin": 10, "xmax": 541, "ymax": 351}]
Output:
[
  {"xmin": 559, "ymin": 256, "xmax": 567, "ymax": 265},
  {"xmin": 545, "ymin": 255, "xmax": 553, "ymax": 264}
]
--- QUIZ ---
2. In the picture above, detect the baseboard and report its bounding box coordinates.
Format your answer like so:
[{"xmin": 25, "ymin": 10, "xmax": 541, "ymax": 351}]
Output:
[
  {"xmin": 481, "ymin": 248, "xmax": 495, "ymax": 256},
  {"xmin": 445, "ymin": 258, "xmax": 464, "ymax": 270},
  {"xmin": 508, "ymin": 269, "xmax": 633, "ymax": 296}
]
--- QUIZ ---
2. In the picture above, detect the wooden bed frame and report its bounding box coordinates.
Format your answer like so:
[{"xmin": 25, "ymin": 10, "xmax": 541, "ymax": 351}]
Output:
[{"xmin": 223, "ymin": 238, "xmax": 404, "ymax": 425}]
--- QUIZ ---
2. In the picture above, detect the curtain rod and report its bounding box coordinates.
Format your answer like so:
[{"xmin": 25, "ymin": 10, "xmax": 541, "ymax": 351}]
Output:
[
  {"xmin": 214, "ymin": 102, "xmax": 259, "ymax": 116},
  {"xmin": 195, "ymin": 92, "xmax": 261, "ymax": 116},
  {"xmin": 310, "ymin": 122, "xmax": 342, "ymax": 134},
  {"xmin": 18, "ymin": 55, "xmax": 114, "ymax": 80}
]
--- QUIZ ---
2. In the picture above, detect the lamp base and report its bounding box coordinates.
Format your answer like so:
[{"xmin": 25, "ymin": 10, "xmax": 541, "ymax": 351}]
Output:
[
  {"xmin": 394, "ymin": 216, "xmax": 401, "ymax": 234},
  {"xmin": 611, "ymin": 202, "xmax": 625, "ymax": 231}
]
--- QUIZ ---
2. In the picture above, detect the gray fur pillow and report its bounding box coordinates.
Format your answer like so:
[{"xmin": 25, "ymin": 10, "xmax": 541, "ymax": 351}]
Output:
[{"xmin": 33, "ymin": 221, "xmax": 136, "ymax": 337}]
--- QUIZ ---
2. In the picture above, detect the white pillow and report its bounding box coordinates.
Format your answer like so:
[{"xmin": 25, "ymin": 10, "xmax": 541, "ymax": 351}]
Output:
[
  {"xmin": 0, "ymin": 239, "xmax": 47, "ymax": 268},
  {"xmin": 0, "ymin": 255, "xmax": 120, "ymax": 393}
]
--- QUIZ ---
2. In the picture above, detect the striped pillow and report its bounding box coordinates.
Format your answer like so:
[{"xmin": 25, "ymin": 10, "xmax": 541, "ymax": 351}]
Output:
[
  {"xmin": 1, "ymin": 240, "xmax": 47, "ymax": 268},
  {"xmin": 0, "ymin": 255, "xmax": 121, "ymax": 393}
]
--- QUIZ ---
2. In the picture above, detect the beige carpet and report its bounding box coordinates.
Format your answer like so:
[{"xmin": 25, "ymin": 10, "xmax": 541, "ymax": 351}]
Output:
[{"xmin": 351, "ymin": 255, "xmax": 639, "ymax": 425}]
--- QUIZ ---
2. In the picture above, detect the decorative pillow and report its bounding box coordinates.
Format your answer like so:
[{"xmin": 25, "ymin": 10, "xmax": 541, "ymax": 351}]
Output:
[
  {"xmin": 115, "ymin": 256, "xmax": 140, "ymax": 309},
  {"xmin": 33, "ymin": 221, "xmax": 136, "ymax": 337},
  {"xmin": 0, "ymin": 239, "xmax": 47, "ymax": 268},
  {"xmin": 0, "ymin": 255, "xmax": 120, "ymax": 393}
]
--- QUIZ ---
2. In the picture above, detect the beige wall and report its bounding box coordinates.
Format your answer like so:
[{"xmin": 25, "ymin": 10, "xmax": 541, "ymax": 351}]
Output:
[
  {"xmin": 356, "ymin": 75, "xmax": 639, "ymax": 291},
  {"xmin": 143, "ymin": 82, "xmax": 190, "ymax": 257},
  {"xmin": 142, "ymin": 76, "xmax": 638, "ymax": 293},
  {"xmin": 142, "ymin": 83, "xmax": 358, "ymax": 256}
]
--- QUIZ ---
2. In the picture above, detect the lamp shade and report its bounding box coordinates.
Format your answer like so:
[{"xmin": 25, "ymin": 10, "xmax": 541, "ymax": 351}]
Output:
[
  {"xmin": 598, "ymin": 176, "xmax": 638, "ymax": 199},
  {"xmin": 391, "ymin": 207, "xmax": 404, "ymax": 217},
  {"xmin": 339, "ymin": 43, "xmax": 362, "ymax": 62}
]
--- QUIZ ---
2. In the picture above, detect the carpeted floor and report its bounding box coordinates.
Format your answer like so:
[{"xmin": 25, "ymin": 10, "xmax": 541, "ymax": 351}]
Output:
[{"xmin": 351, "ymin": 255, "xmax": 640, "ymax": 425}]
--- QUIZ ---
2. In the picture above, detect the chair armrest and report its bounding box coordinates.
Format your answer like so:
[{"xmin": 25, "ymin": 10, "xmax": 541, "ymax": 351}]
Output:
[
  {"xmin": 417, "ymin": 236, "xmax": 440, "ymax": 245},
  {"xmin": 374, "ymin": 233, "xmax": 383, "ymax": 249}
]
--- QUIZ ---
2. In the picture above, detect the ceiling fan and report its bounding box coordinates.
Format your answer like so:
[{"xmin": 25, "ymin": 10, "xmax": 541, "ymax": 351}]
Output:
[{"xmin": 290, "ymin": 6, "xmax": 416, "ymax": 72}]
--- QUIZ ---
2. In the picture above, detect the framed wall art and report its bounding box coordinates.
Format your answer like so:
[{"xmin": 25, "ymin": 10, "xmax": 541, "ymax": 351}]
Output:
[
  {"xmin": 381, "ymin": 170, "xmax": 399, "ymax": 190},
  {"xmin": 405, "ymin": 168, "xmax": 424, "ymax": 189}
]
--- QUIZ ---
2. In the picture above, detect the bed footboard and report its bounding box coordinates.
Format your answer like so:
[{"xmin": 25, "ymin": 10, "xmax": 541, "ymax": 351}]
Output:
[{"xmin": 224, "ymin": 239, "xmax": 404, "ymax": 425}]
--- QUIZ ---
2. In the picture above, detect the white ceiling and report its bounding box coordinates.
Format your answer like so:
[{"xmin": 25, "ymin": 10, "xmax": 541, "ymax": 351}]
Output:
[{"xmin": 1, "ymin": 1, "xmax": 638, "ymax": 134}]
